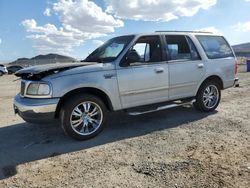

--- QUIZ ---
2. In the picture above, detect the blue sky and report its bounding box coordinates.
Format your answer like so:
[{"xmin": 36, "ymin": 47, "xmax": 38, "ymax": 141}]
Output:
[{"xmin": 0, "ymin": 0, "xmax": 250, "ymax": 62}]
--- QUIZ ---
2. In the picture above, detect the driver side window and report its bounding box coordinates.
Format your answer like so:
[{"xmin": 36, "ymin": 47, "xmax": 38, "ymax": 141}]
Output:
[
  {"xmin": 130, "ymin": 36, "xmax": 163, "ymax": 65},
  {"xmin": 132, "ymin": 43, "xmax": 150, "ymax": 62}
]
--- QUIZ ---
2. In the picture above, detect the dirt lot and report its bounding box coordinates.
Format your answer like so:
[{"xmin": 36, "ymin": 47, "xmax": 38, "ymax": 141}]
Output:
[{"xmin": 0, "ymin": 69, "xmax": 249, "ymax": 188}]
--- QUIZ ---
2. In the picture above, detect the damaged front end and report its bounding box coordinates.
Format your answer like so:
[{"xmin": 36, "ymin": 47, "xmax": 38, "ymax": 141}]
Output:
[
  {"xmin": 15, "ymin": 62, "xmax": 94, "ymax": 80},
  {"xmin": 13, "ymin": 62, "xmax": 96, "ymax": 122}
]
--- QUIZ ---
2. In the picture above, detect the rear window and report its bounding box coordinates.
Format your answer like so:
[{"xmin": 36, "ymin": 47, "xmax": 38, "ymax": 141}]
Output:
[{"xmin": 196, "ymin": 36, "xmax": 234, "ymax": 59}]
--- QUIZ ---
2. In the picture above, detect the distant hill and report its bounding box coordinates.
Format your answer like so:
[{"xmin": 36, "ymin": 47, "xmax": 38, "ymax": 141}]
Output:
[
  {"xmin": 9, "ymin": 53, "xmax": 77, "ymax": 67},
  {"xmin": 31, "ymin": 54, "xmax": 76, "ymax": 61},
  {"xmin": 232, "ymin": 43, "xmax": 250, "ymax": 57}
]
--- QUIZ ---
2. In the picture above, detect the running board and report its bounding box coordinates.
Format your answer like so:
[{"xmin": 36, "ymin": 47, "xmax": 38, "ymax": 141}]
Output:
[{"xmin": 127, "ymin": 99, "xmax": 196, "ymax": 116}]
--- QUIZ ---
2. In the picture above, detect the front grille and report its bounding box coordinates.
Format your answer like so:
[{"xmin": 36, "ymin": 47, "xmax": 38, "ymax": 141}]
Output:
[{"xmin": 20, "ymin": 81, "xmax": 25, "ymax": 96}]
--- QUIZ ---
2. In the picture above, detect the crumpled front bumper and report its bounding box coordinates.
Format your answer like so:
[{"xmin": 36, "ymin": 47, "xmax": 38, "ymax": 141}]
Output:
[{"xmin": 14, "ymin": 94, "xmax": 60, "ymax": 123}]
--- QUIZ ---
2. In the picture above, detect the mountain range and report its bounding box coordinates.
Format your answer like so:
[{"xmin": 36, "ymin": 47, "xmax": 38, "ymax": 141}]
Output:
[{"xmin": 232, "ymin": 43, "xmax": 250, "ymax": 57}]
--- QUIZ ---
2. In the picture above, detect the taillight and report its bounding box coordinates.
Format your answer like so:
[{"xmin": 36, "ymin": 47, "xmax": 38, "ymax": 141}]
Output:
[{"xmin": 235, "ymin": 62, "xmax": 238, "ymax": 74}]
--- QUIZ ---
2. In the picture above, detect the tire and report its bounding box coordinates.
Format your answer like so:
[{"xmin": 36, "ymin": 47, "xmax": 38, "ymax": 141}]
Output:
[
  {"xmin": 0, "ymin": 71, "xmax": 3, "ymax": 76},
  {"xmin": 193, "ymin": 81, "xmax": 221, "ymax": 112},
  {"xmin": 60, "ymin": 94, "xmax": 107, "ymax": 140}
]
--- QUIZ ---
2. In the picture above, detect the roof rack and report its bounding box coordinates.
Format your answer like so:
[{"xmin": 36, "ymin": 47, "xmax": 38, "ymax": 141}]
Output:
[{"xmin": 155, "ymin": 30, "xmax": 213, "ymax": 34}]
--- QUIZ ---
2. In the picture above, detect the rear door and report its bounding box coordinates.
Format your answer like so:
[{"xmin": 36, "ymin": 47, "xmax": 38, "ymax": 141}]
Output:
[
  {"xmin": 165, "ymin": 35, "xmax": 205, "ymax": 100},
  {"xmin": 116, "ymin": 35, "xmax": 169, "ymax": 108}
]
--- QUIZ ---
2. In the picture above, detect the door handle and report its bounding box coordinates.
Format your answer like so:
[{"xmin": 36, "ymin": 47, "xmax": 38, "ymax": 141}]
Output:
[
  {"xmin": 197, "ymin": 63, "xmax": 204, "ymax": 68},
  {"xmin": 154, "ymin": 67, "xmax": 164, "ymax": 74}
]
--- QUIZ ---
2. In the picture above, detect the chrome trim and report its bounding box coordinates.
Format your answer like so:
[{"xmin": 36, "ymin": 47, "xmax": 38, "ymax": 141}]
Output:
[
  {"xmin": 70, "ymin": 101, "xmax": 103, "ymax": 136},
  {"xmin": 121, "ymin": 82, "xmax": 196, "ymax": 96},
  {"xmin": 20, "ymin": 80, "xmax": 26, "ymax": 97},
  {"xmin": 169, "ymin": 81, "xmax": 197, "ymax": 89},
  {"xmin": 128, "ymin": 99, "xmax": 196, "ymax": 116},
  {"xmin": 14, "ymin": 94, "xmax": 59, "ymax": 123},
  {"xmin": 121, "ymin": 86, "xmax": 169, "ymax": 96},
  {"xmin": 103, "ymin": 73, "xmax": 116, "ymax": 79},
  {"xmin": 202, "ymin": 85, "xmax": 219, "ymax": 109}
]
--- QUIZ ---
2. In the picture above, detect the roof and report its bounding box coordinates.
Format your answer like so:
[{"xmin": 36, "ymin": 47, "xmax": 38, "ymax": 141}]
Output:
[
  {"xmin": 153, "ymin": 31, "xmax": 221, "ymax": 36},
  {"xmin": 122, "ymin": 31, "xmax": 222, "ymax": 37},
  {"xmin": 155, "ymin": 30, "xmax": 212, "ymax": 33}
]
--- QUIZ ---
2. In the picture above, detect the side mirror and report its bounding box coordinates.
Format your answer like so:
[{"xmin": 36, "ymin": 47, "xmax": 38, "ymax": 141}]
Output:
[{"xmin": 124, "ymin": 50, "xmax": 140, "ymax": 66}]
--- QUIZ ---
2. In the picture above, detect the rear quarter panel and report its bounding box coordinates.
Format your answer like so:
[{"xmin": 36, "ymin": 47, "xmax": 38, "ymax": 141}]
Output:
[
  {"xmin": 196, "ymin": 57, "xmax": 235, "ymax": 94},
  {"xmin": 191, "ymin": 34, "xmax": 236, "ymax": 93}
]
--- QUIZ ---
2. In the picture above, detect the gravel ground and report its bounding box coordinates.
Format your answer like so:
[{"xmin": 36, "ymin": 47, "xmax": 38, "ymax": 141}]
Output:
[{"xmin": 0, "ymin": 70, "xmax": 249, "ymax": 188}]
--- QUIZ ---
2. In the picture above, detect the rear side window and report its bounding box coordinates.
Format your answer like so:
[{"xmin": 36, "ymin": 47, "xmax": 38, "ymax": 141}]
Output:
[
  {"xmin": 196, "ymin": 36, "xmax": 234, "ymax": 59},
  {"xmin": 165, "ymin": 35, "xmax": 200, "ymax": 61}
]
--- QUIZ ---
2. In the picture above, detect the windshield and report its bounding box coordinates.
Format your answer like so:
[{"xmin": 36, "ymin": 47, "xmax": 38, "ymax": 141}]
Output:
[{"xmin": 84, "ymin": 35, "xmax": 135, "ymax": 63}]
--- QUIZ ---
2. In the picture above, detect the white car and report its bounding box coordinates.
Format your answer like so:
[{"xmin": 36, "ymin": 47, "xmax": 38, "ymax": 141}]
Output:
[{"xmin": 0, "ymin": 64, "xmax": 8, "ymax": 76}]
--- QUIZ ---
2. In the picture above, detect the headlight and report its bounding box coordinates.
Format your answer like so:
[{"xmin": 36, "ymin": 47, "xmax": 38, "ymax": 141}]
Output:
[{"xmin": 26, "ymin": 83, "xmax": 51, "ymax": 95}]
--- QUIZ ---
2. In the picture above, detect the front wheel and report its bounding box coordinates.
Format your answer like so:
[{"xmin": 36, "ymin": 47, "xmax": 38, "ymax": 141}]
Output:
[
  {"xmin": 60, "ymin": 94, "xmax": 107, "ymax": 140},
  {"xmin": 194, "ymin": 81, "xmax": 221, "ymax": 112}
]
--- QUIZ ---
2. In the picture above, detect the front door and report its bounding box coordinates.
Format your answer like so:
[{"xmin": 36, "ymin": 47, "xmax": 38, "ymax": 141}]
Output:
[{"xmin": 117, "ymin": 35, "xmax": 169, "ymax": 109}]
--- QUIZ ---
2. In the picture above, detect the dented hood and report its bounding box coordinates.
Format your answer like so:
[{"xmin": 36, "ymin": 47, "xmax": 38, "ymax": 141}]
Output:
[{"xmin": 15, "ymin": 62, "xmax": 96, "ymax": 80}]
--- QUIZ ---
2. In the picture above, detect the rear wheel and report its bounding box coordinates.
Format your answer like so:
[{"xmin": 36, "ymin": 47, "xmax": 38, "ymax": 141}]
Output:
[
  {"xmin": 60, "ymin": 94, "xmax": 107, "ymax": 140},
  {"xmin": 0, "ymin": 71, "xmax": 3, "ymax": 76},
  {"xmin": 194, "ymin": 81, "xmax": 221, "ymax": 112}
]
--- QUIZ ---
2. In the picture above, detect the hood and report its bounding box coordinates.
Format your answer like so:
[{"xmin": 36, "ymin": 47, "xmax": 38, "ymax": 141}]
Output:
[{"xmin": 15, "ymin": 62, "xmax": 96, "ymax": 80}]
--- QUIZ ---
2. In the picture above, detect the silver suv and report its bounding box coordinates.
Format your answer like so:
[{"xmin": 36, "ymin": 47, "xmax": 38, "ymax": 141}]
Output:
[{"xmin": 14, "ymin": 31, "xmax": 238, "ymax": 140}]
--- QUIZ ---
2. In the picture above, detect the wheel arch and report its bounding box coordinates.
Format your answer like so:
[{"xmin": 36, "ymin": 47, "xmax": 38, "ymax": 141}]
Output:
[
  {"xmin": 55, "ymin": 87, "xmax": 113, "ymax": 118},
  {"xmin": 196, "ymin": 75, "xmax": 224, "ymax": 95}
]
